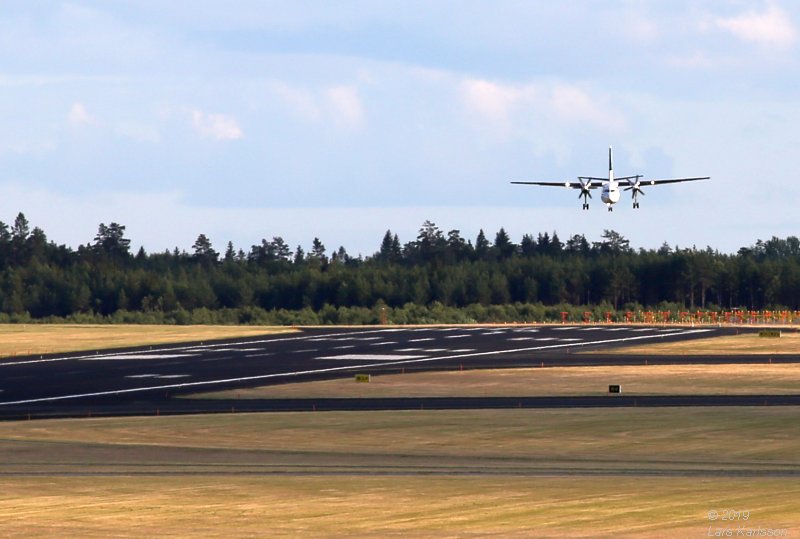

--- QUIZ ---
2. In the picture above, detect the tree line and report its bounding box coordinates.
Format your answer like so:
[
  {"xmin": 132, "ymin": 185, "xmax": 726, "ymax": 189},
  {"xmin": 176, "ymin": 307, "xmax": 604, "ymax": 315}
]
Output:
[{"xmin": 1, "ymin": 213, "xmax": 799, "ymax": 324}]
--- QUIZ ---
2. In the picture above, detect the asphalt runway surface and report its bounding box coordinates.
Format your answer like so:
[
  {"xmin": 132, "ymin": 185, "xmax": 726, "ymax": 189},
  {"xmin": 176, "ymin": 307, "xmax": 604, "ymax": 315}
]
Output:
[{"xmin": 1, "ymin": 325, "xmax": 798, "ymax": 419}]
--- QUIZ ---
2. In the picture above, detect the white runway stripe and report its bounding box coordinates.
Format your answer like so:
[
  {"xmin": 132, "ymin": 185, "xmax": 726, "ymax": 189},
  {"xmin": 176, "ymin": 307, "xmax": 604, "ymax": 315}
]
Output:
[
  {"xmin": 316, "ymin": 354, "xmax": 427, "ymax": 361},
  {"xmin": 81, "ymin": 353, "xmax": 196, "ymax": 361},
  {"xmin": 126, "ymin": 374, "xmax": 190, "ymax": 379}
]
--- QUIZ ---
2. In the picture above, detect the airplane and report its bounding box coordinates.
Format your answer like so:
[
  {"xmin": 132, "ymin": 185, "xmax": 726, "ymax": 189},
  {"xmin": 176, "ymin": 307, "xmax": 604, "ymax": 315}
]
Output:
[{"xmin": 511, "ymin": 146, "xmax": 709, "ymax": 211}]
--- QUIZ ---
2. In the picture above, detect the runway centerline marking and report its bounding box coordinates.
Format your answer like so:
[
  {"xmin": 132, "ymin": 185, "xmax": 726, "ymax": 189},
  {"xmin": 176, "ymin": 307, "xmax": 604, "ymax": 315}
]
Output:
[{"xmin": 0, "ymin": 329, "xmax": 715, "ymax": 406}]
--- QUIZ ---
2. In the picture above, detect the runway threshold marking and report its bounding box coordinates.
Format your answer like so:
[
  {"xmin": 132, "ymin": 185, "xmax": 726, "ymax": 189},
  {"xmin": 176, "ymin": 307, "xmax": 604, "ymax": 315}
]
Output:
[{"xmin": 0, "ymin": 329, "xmax": 714, "ymax": 406}]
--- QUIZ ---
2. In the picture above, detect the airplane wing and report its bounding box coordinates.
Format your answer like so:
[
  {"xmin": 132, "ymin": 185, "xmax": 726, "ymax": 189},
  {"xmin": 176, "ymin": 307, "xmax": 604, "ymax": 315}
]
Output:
[
  {"xmin": 510, "ymin": 180, "xmax": 604, "ymax": 189},
  {"xmin": 624, "ymin": 176, "xmax": 710, "ymax": 186}
]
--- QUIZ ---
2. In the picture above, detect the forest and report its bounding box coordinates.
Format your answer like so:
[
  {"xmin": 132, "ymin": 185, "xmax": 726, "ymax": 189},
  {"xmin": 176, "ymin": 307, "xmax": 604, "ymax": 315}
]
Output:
[{"xmin": 1, "ymin": 212, "xmax": 799, "ymax": 325}]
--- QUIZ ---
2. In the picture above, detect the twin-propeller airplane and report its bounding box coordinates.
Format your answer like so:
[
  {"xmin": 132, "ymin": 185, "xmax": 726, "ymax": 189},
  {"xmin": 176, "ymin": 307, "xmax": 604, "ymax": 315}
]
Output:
[{"xmin": 511, "ymin": 146, "xmax": 709, "ymax": 211}]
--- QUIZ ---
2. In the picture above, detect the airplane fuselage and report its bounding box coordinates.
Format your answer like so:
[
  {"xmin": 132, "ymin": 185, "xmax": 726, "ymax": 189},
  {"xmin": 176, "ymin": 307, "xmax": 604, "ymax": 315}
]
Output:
[
  {"xmin": 601, "ymin": 182, "xmax": 621, "ymax": 205},
  {"xmin": 600, "ymin": 150, "xmax": 621, "ymax": 206}
]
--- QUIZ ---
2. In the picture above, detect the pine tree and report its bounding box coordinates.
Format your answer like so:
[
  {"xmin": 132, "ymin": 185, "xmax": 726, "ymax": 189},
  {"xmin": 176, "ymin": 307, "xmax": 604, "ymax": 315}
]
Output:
[{"xmin": 475, "ymin": 229, "xmax": 490, "ymax": 259}]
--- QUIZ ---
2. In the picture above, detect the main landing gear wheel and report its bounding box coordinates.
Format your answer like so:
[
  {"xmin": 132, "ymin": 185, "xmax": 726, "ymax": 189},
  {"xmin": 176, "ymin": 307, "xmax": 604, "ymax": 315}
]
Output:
[
  {"xmin": 607, "ymin": 206, "xmax": 613, "ymax": 212},
  {"xmin": 582, "ymin": 203, "xmax": 589, "ymax": 210},
  {"xmin": 633, "ymin": 202, "xmax": 640, "ymax": 209}
]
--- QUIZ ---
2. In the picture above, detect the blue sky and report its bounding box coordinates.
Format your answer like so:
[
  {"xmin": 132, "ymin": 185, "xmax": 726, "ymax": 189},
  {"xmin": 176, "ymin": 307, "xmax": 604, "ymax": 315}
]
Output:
[{"xmin": 1, "ymin": 1, "xmax": 799, "ymax": 255}]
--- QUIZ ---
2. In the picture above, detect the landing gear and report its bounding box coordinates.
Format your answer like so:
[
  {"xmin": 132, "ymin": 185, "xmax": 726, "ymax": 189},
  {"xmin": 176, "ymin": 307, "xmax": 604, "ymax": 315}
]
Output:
[
  {"xmin": 607, "ymin": 205, "xmax": 613, "ymax": 212},
  {"xmin": 582, "ymin": 203, "xmax": 589, "ymax": 210},
  {"xmin": 633, "ymin": 201, "xmax": 640, "ymax": 209}
]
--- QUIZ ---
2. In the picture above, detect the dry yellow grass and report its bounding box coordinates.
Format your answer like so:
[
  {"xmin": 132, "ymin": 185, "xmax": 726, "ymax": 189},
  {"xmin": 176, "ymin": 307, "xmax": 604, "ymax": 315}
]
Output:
[
  {"xmin": 602, "ymin": 330, "xmax": 800, "ymax": 355},
  {"xmin": 0, "ymin": 476, "xmax": 797, "ymax": 538},
  {"xmin": 0, "ymin": 324, "xmax": 295, "ymax": 357},
  {"xmin": 0, "ymin": 408, "xmax": 798, "ymax": 537},
  {"xmin": 192, "ymin": 363, "xmax": 800, "ymax": 399}
]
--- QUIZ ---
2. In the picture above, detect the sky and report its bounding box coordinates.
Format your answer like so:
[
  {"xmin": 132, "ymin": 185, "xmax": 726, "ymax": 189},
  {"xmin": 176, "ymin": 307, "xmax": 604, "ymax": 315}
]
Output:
[{"xmin": 1, "ymin": 1, "xmax": 799, "ymax": 256}]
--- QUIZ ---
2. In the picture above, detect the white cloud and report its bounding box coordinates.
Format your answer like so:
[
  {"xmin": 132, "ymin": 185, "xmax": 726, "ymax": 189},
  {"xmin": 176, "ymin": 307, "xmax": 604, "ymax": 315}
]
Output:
[
  {"xmin": 325, "ymin": 85, "xmax": 364, "ymax": 129},
  {"xmin": 460, "ymin": 79, "xmax": 533, "ymax": 124},
  {"xmin": 715, "ymin": 4, "xmax": 796, "ymax": 48},
  {"xmin": 68, "ymin": 102, "xmax": 93, "ymax": 125},
  {"xmin": 191, "ymin": 110, "xmax": 243, "ymax": 140},
  {"xmin": 550, "ymin": 84, "xmax": 624, "ymax": 130},
  {"xmin": 460, "ymin": 78, "xmax": 625, "ymax": 132}
]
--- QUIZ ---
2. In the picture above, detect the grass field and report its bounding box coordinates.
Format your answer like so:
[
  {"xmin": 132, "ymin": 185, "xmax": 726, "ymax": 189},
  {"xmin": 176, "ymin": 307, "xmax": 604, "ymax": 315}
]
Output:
[
  {"xmin": 0, "ymin": 324, "xmax": 294, "ymax": 358},
  {"xmin": 0, "ymin": 408, "xmax": 797, "ymax": 537},
  {"xmin": 1, "ymin": 476, "xmax": 796, "ymax": 538},
  {"xmin": 192, "ymin": 363, "xmax": 800, "ymax": 399}
]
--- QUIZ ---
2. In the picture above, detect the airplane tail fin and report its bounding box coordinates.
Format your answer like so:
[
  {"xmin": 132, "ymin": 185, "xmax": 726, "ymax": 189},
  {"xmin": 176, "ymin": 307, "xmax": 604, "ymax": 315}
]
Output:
[{"xmin": 608, "ymin": 146, "xmax": 613, "ymax": 172}]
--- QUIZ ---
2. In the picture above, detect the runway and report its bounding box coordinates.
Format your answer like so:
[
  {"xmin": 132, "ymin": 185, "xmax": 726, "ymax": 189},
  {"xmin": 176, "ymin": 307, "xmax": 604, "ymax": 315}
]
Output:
[{"xmin": 1, "ymin": 325, "xmax": 797, "ymax": 419}]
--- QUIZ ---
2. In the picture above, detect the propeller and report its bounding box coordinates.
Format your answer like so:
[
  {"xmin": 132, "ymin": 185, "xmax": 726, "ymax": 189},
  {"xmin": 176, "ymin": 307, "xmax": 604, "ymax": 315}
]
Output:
[
  {"xmin": 623, "ymin": 175, "xmax": 644, "ymax": 207},
  {"xmin": 577, "ymin": 178, "xmax": 593, "ymax": 199},
  {"xmin": 577, "ymin": 177, "xmax": 592, "ymax": 209}
]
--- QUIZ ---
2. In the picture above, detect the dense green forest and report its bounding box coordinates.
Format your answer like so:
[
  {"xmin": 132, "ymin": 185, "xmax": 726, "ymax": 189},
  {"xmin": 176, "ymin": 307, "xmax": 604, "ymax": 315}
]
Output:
[{"xmin": 1, "ymin": 212, "xmax": 799, "ymax": 324}]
